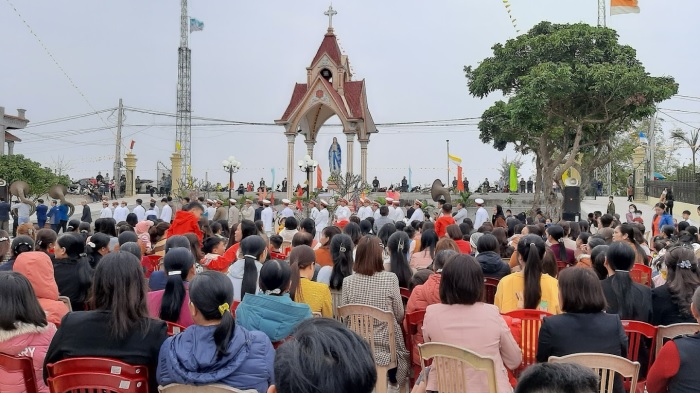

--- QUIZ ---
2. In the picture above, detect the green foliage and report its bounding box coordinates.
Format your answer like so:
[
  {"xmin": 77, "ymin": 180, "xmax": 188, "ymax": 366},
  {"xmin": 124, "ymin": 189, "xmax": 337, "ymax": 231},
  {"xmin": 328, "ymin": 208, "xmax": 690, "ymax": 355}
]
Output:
[
  {"xmin": 454, "ymin": 191, "xmax": 472, "ymax": 205},
  {"xmin": 0, "ymin": 154, "xmax": 70, "ymax": 198},
  {"xmin": 465, "ymin": 21, "xmax": 678, "ymax": 213},
  {"xmin": 671, "ymin": 128, "xmax": 700, "ymax": 174},
  {"xmin": 376, "ymin": 196, "xmax": 387, "ymax": 206}
]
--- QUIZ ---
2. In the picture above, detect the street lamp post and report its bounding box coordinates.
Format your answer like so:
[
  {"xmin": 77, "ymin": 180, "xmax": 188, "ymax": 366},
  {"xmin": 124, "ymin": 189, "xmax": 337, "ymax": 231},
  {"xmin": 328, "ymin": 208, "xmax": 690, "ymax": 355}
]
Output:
[
  {"xmin": 297, "ymin": 155, "xmax": 318, "ymax": 218},
  {"xmin": 222, "ymin": 156, "xmax": 242, "ymax": 200}
]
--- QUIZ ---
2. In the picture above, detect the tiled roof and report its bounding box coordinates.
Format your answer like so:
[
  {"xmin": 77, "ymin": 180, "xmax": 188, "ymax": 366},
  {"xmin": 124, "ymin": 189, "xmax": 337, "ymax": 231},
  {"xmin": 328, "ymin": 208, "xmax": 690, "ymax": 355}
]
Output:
[
  {"xmin": 280, "ymin": 83, "xmax": 308, "ymax": 121},
  {"xmin": 311, "ymin": 32, "xmax": 342, "ymax": 67},
  {"xmin": 4, "ymin": 131, "xmax": 21, "ymax": 142},
  {"xmin": 344, "ymin": 80, "xmax": 365, "ymax": 119}
]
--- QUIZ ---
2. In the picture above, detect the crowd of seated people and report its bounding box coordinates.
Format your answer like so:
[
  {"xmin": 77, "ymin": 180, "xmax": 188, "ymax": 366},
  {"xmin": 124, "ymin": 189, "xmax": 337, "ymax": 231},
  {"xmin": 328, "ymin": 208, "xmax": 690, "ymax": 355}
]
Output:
[{"xmin": 1, "ymin": 199, "xmax": 700, "ymax": 393}]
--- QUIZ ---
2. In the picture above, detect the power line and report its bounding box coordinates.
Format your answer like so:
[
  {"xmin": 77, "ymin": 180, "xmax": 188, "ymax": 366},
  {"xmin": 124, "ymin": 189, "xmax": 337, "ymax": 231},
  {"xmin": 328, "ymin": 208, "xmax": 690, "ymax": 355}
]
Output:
[
  {"xmin": 658, "ymin": 110, "xmax": 698, "ymax": 130},
  {"xmin": 25, "ymin": 108, "xmax": 117, "ymax": 128}
]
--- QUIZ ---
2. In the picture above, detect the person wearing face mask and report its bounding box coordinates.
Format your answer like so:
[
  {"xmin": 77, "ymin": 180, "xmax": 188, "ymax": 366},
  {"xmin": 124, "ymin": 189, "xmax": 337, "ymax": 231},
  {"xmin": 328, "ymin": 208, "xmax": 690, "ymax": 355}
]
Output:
[{"xmin": 626, "ymin": 204, "xmax": 637, "ymax": 223}]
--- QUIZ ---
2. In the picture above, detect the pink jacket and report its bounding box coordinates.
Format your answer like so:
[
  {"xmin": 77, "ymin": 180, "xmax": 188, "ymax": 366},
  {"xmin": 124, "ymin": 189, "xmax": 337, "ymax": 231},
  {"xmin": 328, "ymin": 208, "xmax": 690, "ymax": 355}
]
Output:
[
  {"xmin": 0, "ymin": 323, "xmax": 57, "ymax": 393},
  {"xmin": 409, "ymin": 250, "xmax": 434, "ymax": 270},
  {"xmin": 423, "ymin": 303, "xmax": 522, "ymax": 393},
  {"xmin": 147, "ymin": 287, "xmax": 194, "ymax": 328},
  {"xmin": 13, "ymin": 252, "xmax": 69, "ymax": 326},
  {"xmin": 406, "ymin": 274, "xmax": 441, "ymax": 314}
]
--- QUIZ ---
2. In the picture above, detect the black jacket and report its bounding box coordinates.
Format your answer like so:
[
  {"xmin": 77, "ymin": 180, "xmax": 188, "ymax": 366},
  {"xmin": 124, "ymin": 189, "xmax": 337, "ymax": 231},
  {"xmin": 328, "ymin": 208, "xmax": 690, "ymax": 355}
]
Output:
[
  {"xmin": 652, "ymin": 284, "xmax": 696, "ymax": 326},
  {"xmin": 601, "ymin": 276, "xmax": 653, "ymax": 323},
  {"xmin": 537, "ymin": 312, "xmax": 628, "ymax": 393},
  {"xmin": 53, "ymin": 257, "xmax": 93, "ymax": 311},
  {"xmin": 43, "ymin": 311, "xmax": 167, "ymax": 392},
  {"xmin": 475, "ymin": 251, "xmax": 511, "ymax": 279},
  {"xmin": 80, "ymin": 205, "xmax": 92, "ymax": 223}
]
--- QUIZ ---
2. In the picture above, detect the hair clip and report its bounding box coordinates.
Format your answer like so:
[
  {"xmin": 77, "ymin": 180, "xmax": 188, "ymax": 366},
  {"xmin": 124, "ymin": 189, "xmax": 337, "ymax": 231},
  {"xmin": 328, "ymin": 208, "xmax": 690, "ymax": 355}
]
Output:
[
  {"xmin": 530, "ymin": 243, "xmax": 536, "ymax": 248},
  {"xmin": 218, "ymin": 302, "xmax": 230, "ymax": 316},
  {"xmin": 264, "ymin": 288, "xmax": 282, "ymax": 295},
  {"xmin": 79, "ymin": 253, "xmax": 87, "ymax": 258},
  {"xmin": 436, "ymin": 269, "xmax": 443, "ymax": 273},
  {"xmin": 0, "ymin": 237, "xmax": 8, "ymax": 242},
  {"xmin": 168, "ymin": 270, "xmax": 182, "ymax": 276},
  {"xmin": 339, "ymin": 245, "xmax": 347, "ymax": 253},
  {"xmin": 679, "ymin": 260, "xmax": 693, "ymax": 269},
  {"xmin": 87, "ymin": 242, "xmax": 96, "ymax": 248}
]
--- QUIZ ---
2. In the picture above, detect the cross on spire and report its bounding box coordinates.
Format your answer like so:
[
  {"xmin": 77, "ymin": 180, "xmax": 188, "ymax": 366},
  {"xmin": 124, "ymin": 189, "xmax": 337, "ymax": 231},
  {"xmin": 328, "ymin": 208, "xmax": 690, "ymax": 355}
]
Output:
[{"xmin": 324, "ymin": 5, "xmax": 337, "ymax": 31}]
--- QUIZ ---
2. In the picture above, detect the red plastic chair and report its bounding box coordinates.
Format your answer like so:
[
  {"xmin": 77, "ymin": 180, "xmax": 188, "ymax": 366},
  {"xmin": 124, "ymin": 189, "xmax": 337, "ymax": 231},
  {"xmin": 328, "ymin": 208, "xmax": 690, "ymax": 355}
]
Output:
[
  {"xmin": 630, "ymin": 264, "xmax": 652, "ymax": 287},
  {"xmin": 405, "ymin": 310, "xmax": 426, "ymax": 388},
  {"xmin": 141, "ymin": 255, "xmax": 161, "ymax": 278},
  {"xmin": 483, "ymin": 277, "xmax": 500, "ymax": 304},
  {"xmin": 0, "ymin": 353, "xmax": 38, "ymax": 393},
  {"xmin": 231, "ymin": 300, "xmax": 241, "ymax": 315},
  {"xmin": 622, "ymin": 320, "xmax": 657, "ymax": 392},
  {"xmin": 400, "ymin": 287, "xmax": 410, "ymax": 308},
  {"xmin": 46, "ymin": 357, "xmax": 149, "ymax": 380},
  {"xmin": 166, "ymin": 321, "xmax": 186, "ymax": 336},
  {"xmin": 47, "ymin": 373, "xmax": 148, "ymax": 393},
  {"xmin": 504, "ymin": 309, "xmax": 552, "ymax": 376}
]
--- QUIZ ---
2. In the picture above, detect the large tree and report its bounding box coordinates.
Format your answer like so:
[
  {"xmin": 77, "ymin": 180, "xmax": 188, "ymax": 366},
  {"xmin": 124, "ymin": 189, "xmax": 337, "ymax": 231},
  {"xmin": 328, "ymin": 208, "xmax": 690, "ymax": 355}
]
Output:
[
  {"xmin": 0, "ymin": 154, "xmax": 71, "ymax": 199},
  {"xmin": 465, "ymin": 21, "xmax": 678, "ymax": 216}
]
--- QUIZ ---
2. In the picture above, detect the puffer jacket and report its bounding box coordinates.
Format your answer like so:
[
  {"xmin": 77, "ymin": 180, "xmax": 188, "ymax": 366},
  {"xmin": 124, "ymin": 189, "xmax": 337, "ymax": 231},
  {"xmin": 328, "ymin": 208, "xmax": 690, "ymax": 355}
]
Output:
[
  {"xmin": 13, "ymin": 252, "xmax": 69, "ymax": 325},
  {"xmin": 235, "ymin": 293, "xmax": 312, "ymax": 342},
  {"xmin": 476, "ymin": 251, "xmax": 511, "ymax": 279},
  {"xmin": 406, "ymin": 274, "xmax": 441, "ymax": 314},
  {"xmin": 0, "ymin": 322, "xmax": 57, "ymax": 393},
  {"xmin": 157, "ymin": 324, "xmax": 274, "ymax": 393},
  {"xmin": 166, "ymin": 210, "xmax": 203, "ymax": 245}
]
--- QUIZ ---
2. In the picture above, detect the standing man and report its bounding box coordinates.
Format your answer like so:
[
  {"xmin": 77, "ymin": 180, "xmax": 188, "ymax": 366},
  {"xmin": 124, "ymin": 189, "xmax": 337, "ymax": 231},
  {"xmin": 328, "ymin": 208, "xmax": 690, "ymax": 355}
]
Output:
[
  {"xmin": 280, "ymin": 199, "xmax": 294, "ymax": 218},
  {"xmin": 463, "ymin": 177, "xmax": 469, "ymax": 193},
  {"xmin": 57, "ymin": 200, "xmax": 69, "ymax": 233},
  {"xmin": 401, "ymin": 176, "xmax": 408, "ymax": 192},
  {"xmin": 160, "ymin": 198, "xmax": 173, "ymax": 223},
  {"xmin": 385, "ymin": 198, "xmax": 395, "ymax": 219},
  {"xmin": 205, "ymin": 200, "xmax": 216, "ymax": 222},
  {"xmin": 241, "ymin": 199, "xmax": 255, "ymax": 222},
  {"xmin": 11, "ymin": 199, "xmax": 31, "ymax": 226},
  {"xmin": 452, "ymin": 177, "xmax": 458, "ymax": 191},
  {"xmin": 79, "ymin": 200, "xmax": 92, "ymax": 224},
  {"xmin": 520, "ymin": 178, "xmax": 526, "ymax": 193},
  {"xmin": 391, "ymin": 200, "xmax": 405, "ymax": 223},
  {"xmin": 527, "ymin": 178, "xmax": 534, "ymax": 193},
  {"xmin": 150, "ymin": 198, "xmax": 160, "ymax": 218},
  {"xmin": 48, "ymin": 200, "xmax": 61, "ymax": 232},
  {"xmin": 99, "ymin": 200, "xmax": 113, "ymax": 219},
  {"xmin": 373, "ymin": 206, "xmax": 393, "ymax": 234},
  {"xmin": 357, "ymin": 199, "xmax": 372, "ymax": 220},
  {"xmin": 408, "ymin": 200, "xmax": 425, "ymax": 223},
  {"xmin": 453, "ymin": 202, "xmax": 468, "ymax": 224},
  {"xmin": 315, "ymin": 200, "xmax": 330, "ymax": 237},
  {"xmin": 35, "ymin": 199, "xmax": 48, "ymax": 229},
  {"xmin": 372, "ymin": 176, "xmax": 380, "ymax": 192},
  {"xmin": 0, "ymin": 197, "xmax": 10, "ymax": 232},
  {"xmin": 259, "ymin": 177, "xmax": 266, "ymax": 192},
  {"xmin": 261, "ymin": 199, "xmax": 274, "ymax": 236},
  {"xmin": 281, "ymin": 177, "xmax": 288, "ymax": 193},
  {"xmin": 335, "ymin": 198, "xmax": 351, "ymax": 222},
  {"xmin": 434, "ymin": 203, "xmax": 456, "ymax": 238},
  {"xmin": 213, "ymin": 200, "xmax": 227, "ymax": 222},
  {"xmin": 627, "ymin": 173, "xmax": 634, "ymax": 202},
  {"xmin": 405, "ymin": 202, "xmax": 415, "ymax": 222},
  {"xmin": 133, "ymin": 199, "xmax": 146, "ymax": 221},
  {"xmin": 228, "ymin": 199, "xmax": 240, "ymax": 229},
  {"xmin": 372, "ymin": 201, "xmax": 381, "ymax": 220},
  {"xmin": 113, "ymin": 200, "xmax": 129, "ymax": 223},
  {"xmin": 474, "ymin": 198, "xmax": 489, "ymax": 230},
  {"xmin": 308, "ymin": 200, "xmax": 320, "ymax": 222},
  {"xmin": 254, "ymin": 200, "xmax": 264, "ymax": 222}
]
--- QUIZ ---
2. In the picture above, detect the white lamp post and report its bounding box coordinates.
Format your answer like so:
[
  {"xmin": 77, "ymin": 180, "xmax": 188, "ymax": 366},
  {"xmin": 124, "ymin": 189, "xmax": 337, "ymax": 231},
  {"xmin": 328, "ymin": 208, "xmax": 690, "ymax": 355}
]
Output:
[
  {"xmin": 297, "ymin": 155, "xmax": 318, "ymax": 217},
  {"xmin": 222, "ymin": 156, "xmax": 242, "ymax": 199}
]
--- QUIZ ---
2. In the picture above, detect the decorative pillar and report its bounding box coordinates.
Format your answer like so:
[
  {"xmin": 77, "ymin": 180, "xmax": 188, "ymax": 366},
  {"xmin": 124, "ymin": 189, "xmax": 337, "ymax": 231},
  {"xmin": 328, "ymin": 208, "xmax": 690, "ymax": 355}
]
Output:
[
  {"xmin": 0, "ymin": 106, "xmax": 5, "ymax": 156},
  {"xmin": 124, "ymin": 152, "xmax": 137, "ymax": 197},
  {"xmin": 6, "ymin": 141, "xmax": 14, "ymax": 155},
  {"xmin": 360, "ymin": 140, "xmax": 368, "ymax": 183},
  {"xmin": 632, "ymin": 145, "xmax": 647, "ymax": 202},
  {"xmin": 345, "ymin": 133, "xmax": 355, "ymax": 175},
  {"xmin": 170, "ymin": 152, "xmax": 182, "ymax": 197},
  {"xmin": 306, "ymin": 141, "xmax": 315, "ymax": 192},
  {"xmin": 286, "ymin": 134, "xmax": 295, "ymax": 200}
]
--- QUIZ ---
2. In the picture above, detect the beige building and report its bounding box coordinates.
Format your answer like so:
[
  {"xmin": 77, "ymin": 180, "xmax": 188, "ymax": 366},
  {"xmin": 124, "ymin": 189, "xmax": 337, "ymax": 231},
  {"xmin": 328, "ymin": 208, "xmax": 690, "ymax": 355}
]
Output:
[{"xmin": 0, "ymin": 107, "xmax": 29, "ymax": 156}]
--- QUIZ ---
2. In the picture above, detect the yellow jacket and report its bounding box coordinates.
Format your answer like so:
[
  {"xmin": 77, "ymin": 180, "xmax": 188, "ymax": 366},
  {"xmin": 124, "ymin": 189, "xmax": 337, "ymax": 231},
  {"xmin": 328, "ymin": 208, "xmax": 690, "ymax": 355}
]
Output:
[
  {"xmin": 297, "ymin": 278, "xmax": 333, "ymax": 318},
  {"xmin": 494, "ymin": 271, "xmax": 561, "ymax": 315}
]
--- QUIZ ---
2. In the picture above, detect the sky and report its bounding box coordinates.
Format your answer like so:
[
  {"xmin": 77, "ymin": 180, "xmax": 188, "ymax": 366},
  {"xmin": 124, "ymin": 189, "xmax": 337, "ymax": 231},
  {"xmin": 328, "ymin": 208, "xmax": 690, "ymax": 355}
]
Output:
[{"xmin": 2, "ymin": 0, "xmax": 699, "ymax": 189}]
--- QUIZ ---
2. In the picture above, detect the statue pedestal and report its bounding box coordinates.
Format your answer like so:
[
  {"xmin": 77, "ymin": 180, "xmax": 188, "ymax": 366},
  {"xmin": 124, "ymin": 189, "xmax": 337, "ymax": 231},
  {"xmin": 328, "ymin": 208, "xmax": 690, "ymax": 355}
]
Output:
[{"xmin": 125, "ymin": 152, "xmax": 137, "ymax": 197}]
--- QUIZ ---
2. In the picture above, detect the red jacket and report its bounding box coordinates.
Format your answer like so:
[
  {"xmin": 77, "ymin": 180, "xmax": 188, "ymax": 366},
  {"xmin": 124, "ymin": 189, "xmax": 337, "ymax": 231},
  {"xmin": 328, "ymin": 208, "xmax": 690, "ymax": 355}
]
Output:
[
  {"xmin": 407, "ymin": 274, "xmax": 441, "ymax": 314},
  {"xmin": 434, "ymin": 216, "xmax": 456, "ymax": 238},
  {"xmin": 165, "ymin": 210, "xmax": 203, "ymax": 245}
]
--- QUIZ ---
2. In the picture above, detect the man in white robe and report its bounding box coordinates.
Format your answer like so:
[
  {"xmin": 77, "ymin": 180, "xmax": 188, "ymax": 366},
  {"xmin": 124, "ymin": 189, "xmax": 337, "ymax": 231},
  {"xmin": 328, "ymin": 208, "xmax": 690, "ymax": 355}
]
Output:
[
  {"xmin": 372, "ymin": 201, "xmax": 381, "ymax": 220},
  {"xmin": 228, "ymin": 199, "xmax": 240, "ymax": 228},
  {"xmin": 309, "ymin": 200, "xmax": 320, "ymax": 222},
  {"xmin": 160, "ymin": 198, "xmax": 173, "ymax": 223},
  {"xmin": 241, "ymin": 199, "xmax": 255, "ymax": 222},
  {"xmin": 334, "ymin": 198, "xmax": 351, "ymax": 222},
  {"xmin": 261, "ymin": 200, "xmax": 274, "ymax": 236},
  {"xmin": 358, "ymin": 199, "xmax": 372, "ymax": 220},
  {"xmin": 474, "ymin": 198, "xmax": 489, "ymax": 230},
  {"xmin": 133, "ymin": 199, "xmax": 146, "ymax": 221},
  {"xmin": 150, "ymin": 198, "xmax": 160, "ymax": 218},
  {"xmin": 391, "ymin": 200, "xmax": 405, "ymax": 222},
  {"xmin": 453, "ymin": 202, "xmax": 469, "ymax": 224},
  {"xmin": 280, "ymin": 199, "xmax": 294, "ymax": 219},
  {"xmin": 315, "ymin": 200, "xmax": 330, "ymax": 237},
  {"xmin": 99, "ymin": 201, "xmax": 113, "ymax": 218},
  {"xmin": 408, "ymin": 200, "xmax": 425, "ymax": 223},
  {"xmin": 113, "ymin": 200, "xmax": 129, "ymax": 222}
]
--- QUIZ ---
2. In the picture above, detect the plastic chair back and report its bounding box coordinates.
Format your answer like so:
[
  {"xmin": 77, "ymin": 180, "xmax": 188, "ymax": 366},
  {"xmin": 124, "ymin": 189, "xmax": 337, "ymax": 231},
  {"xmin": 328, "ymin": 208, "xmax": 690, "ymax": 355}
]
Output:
[
  {"xmin": 330, "ymin": 289, "xmax": 342, "ymax": 321},
  {"xmin": 406, "ymin": 310, "xmax": 426, "ymax": 387},
  {"xmin": 48, "ymin": 373, "xmax": 147, "ymax": 393},
  {"xmin": 630, "ymin": 264, "xmax": 652, "ymax": 287},
  {"xmin": 0, "ymin": 353, "xmax": 38, "ymax": 393},
  {"xmin": 418, "ymin": 342, "xmax": 498, "ymax": 393},
  {"xmin": 166, "ymin": 322, "xmax": 186, "ymax": 336},
  {"xmin": 57, "ymin": 296, "xmax": 72, "ymax": 312},
  {"xmin": 504, "ymin": 309, "xmax": 552, "ymax": 375},
  {"xmin": 159, "ymin": 384, "xmax": 256, "ymax": 392},
  {"xmin": 655, "ymin": 323, "xmax": 700, "ymax": 356},
  {"xmin": 46, "ymin": 357, "xmax": 149, "ymax": 380},
  {"xmin": 549, "ymin": 353, "xmax": 640, "ymax": 393},
  {"xmin": 483, "ymin": 278, "xmax": 499, "ymax": 305},
  {"xmin": 622, "ymin": 320, "xmax": 657, "ymax": 365}
]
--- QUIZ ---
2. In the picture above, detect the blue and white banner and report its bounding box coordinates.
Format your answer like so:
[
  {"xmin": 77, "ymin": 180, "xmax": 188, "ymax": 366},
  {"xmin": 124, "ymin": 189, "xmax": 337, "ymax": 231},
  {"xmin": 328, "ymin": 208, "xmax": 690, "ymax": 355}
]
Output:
[{"xmin": 190, "ymin": 18, "xmax": 204, "ymax": 33}]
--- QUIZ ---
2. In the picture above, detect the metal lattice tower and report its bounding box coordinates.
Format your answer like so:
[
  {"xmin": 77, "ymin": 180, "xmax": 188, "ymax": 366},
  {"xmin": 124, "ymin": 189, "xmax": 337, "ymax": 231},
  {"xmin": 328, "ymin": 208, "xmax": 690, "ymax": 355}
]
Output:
[
  {"xmin": 176, "ymin": 0, "xmax": 192, "ymax": 187},
  {"xmin": 597, "ymin": 0, "xmax": 606, "ymax": 27}
]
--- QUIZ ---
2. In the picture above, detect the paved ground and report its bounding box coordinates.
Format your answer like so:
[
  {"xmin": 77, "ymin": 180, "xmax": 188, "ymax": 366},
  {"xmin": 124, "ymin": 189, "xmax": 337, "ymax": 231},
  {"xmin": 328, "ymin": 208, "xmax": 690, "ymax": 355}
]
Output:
[{"xmin": 581, "ymin": 195, "xmax": 657, "ymax": 227}]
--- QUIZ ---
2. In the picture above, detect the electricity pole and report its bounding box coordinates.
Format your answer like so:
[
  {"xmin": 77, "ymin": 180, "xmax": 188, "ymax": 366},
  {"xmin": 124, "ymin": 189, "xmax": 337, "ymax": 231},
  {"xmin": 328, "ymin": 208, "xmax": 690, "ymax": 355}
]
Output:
[{"xmin": 113, "ymin": 98, "xmax": 123, "ymax": 197}]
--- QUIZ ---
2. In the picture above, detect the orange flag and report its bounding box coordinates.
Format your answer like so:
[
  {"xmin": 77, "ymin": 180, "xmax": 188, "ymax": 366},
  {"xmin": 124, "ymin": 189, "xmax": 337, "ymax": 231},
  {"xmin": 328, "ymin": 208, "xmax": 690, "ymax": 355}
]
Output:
[
  {"xmin": 457, "ymin": 166, "xmax": 464, "ymax": 191},
  {"xmin": 611, "ymin": 0, "xmax": 640, "ymax": 15},
  {"xmin": 316, "ymin": 166, "xmax": 323, "ymax": 189},
  {"xmin": 296, "ymin": 186, "xmax": 304, "ymax": 210}
]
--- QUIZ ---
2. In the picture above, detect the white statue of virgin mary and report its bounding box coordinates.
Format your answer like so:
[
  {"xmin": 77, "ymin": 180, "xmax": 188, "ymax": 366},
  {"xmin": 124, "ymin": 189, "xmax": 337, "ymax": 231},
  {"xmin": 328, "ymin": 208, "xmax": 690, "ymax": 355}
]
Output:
[{"xmin": 329, "ymin": 137, "xmax": 342, "ymax": 173}]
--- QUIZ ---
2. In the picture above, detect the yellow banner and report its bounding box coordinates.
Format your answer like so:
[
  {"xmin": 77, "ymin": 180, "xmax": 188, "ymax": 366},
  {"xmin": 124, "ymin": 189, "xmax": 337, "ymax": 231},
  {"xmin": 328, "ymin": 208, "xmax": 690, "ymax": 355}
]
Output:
[{"xmin": 448, "ymin": 153, "xmax": 462, "ymax": 165}]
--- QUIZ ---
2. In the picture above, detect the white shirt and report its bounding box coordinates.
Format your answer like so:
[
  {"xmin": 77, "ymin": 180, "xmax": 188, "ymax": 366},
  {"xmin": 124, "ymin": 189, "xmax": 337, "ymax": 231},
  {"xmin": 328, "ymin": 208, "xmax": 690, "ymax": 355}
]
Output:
[
  {"xmin": 475, "ymin": 207, "xmax": 489, "ymax": 229},
  {"xmin": 228, "ymin": 206, "xmax": 240, "ymax": 227},
  {"xmin": 206, "ymin": 206, "xmax": 216, "ymax": 221},
  {"xmin": 315, "ymin": 208, "xmax": 329, "ymax": 234},
  {"xmin": 145, "ymin": 208, "xmax": 157, "ymax": 218},
  {"xmin": 392, "ymin": 206, "xmax": 405, "ymax": 222},
  {"xmin": 453, "ymin": 208, "xmax": 468, "ymax": 224},
  {"xmin": 100, "ymin": 207, "xmax": 113, "ymax": 218},
  {"xmin": 261, "ymin": 206, "xmax": 274, "ymax": 233},
  {"xmin": 241, "ymin": 205, "xmax": 255, "ymax": 221},
  {"xmin": 133, "ymin": 205, "xmax": 146, "ymax": 221},
  {"xmin": 153, "ymin": 205, "xmax": 160, "ymax": 218},
  {"xmin": 408, "ymin": 208, "xmax": 425, "ymax": 223},
  {"xmin": 387, "ymin": 205, "xmax": 395, "ymax": 219},
  {"xmin": 373, "ymin": 209, "xmax": 381, "ymax": 220},
  {"xmin": 281, "ymin": 206, "xmax": 294, "ymax": 218},
  {"xmin": 10, "ymin": 202, "xmax": 31, "ymax": 219},
  {"xmin": 358, "ymin": 205, "xmax": 372, "ymax": 220},
  {"xmin": 310, "ymin": 207, "xmax": 320, "ymax": 221},
  {"xmin": 160, "ymin": 204, "xmax": 173, "ymax": 223},
  {"xmin": 335, "ymin": 205, "xmax": 351, "ymax": 221},
  {"xmin": 113, "ymin": 206, "xmax": 129, "ymax": 223}
]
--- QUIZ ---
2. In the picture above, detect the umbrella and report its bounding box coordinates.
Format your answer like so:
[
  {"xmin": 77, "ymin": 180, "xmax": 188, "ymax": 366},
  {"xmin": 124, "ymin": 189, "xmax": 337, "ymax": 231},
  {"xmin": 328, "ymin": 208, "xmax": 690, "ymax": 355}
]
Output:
[{"xmin": 653, "ymin": 172, "xmax": 666, "ymax": 180}]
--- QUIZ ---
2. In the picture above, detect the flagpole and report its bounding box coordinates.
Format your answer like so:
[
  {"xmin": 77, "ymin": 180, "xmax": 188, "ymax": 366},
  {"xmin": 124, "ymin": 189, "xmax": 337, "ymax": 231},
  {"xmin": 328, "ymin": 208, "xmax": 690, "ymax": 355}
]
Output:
[{"xmin": 446, "ymin": 139, "xmax": 450, "ymax": 187}]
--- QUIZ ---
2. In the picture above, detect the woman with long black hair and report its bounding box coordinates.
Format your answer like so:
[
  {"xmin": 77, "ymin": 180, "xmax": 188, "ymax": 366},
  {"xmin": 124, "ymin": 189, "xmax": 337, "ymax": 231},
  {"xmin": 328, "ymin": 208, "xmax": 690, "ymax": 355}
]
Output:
[
  {"xmin": 495, "ymin": 234, "xmax": 561, "ymax": 314},
  {"xmin": 613, "ymin": 223, "xmax": 648, "ymax": 266},
  {"xmin": 387, "ymin": 231, "xmax": 413, "ymax": 288},
  {"xmin": 85, "ymin": 232, "xmax": 111, "ymax": 268},
  {"xmin": 227, "ymin": 235, "xmax": 267, "ymax": 301},
  {"xmin": 157, "ymin": 271, "xmax": 274, "ymax": 392},
  {"xmin": 147, "ymin": 248, "xmax": 196, "ymax": 327},
  {"xmin": 546, "ymin": 225, "xmax": 575, "ymax": 265},
  {"xmin": 52, "ymin": 234, "xmax": 94, "ymax": 311},
  {"xmin": 601, "ymin": 242, "xmax": 652, "ymax": 322},
  {"xmin": 288, "ymin": 245, "xmax": 332, "ymax": 317},
  {"xmin": 653, "ymin": 245, "xmax": 700, "ymax": 326},
  {"xmin": 316, "ymin": 234, "xmax": 354, "ymax": 290}
]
